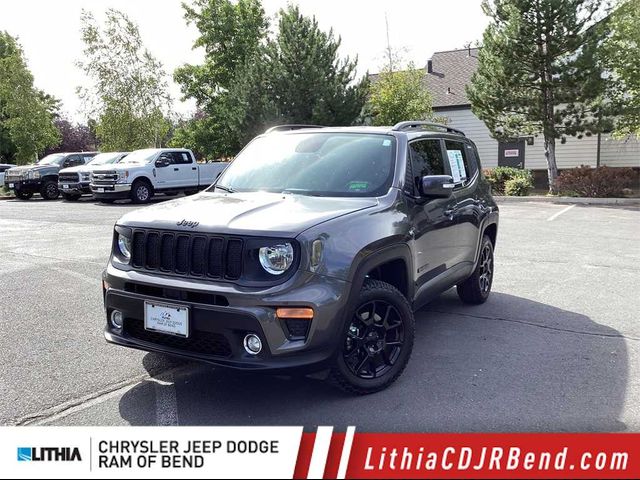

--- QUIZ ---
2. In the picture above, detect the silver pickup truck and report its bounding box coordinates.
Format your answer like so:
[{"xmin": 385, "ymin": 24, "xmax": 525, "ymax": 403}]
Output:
[{"xmin": 90, "ymin": 148, "xmax": 229, "ymax": 204}]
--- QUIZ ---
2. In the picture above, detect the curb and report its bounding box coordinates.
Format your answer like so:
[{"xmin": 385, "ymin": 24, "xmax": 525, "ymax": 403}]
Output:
[{"xmin": 494, "ymin": 195, "xmax": 640, "ymax": 205}]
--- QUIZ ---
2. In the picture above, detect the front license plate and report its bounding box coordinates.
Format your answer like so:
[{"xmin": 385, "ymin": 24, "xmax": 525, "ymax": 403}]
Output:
[
  {"xmin": 9, "ymin": 183, "xmax": 14, "ymax": 188},
  {"xmin": 144, "ymin": 302, "xmax": 189, "ymax": 337},
  {"xmin": 62, "ymin": 184, "xmax": 69, "ymax": 189},
  {"xmin": 96, "ymin": 187, "xmax": 104, "ymax": 193}
]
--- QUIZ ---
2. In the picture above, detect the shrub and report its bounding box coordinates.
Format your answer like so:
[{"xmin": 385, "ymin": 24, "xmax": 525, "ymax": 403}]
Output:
[
  {"xmin": 556, "ymin": 166, "xmax": 636, "ymax": 198},
  {"xmin": 484, "ymin": 167, "xmax": 533, "ymax": 195},
  {"xmin": 504, "ymin": 176, "xmax": 533, "ymax": 196}
]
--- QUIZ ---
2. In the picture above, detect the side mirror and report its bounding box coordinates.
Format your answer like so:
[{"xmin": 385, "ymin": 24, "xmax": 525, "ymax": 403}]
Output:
[
  {"xmin": 155, "ymin": 157, "xmax": 170, "ymax": 168},
  {"xmin": 421, "ymin": 175, "xmax": 455, "ymax": 198}
]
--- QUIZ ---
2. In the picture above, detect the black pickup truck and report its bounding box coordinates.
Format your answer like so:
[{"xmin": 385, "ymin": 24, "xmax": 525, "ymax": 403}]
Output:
[
  {"xmin": 102, "ymin": 122, "xmax": 499, "ymax": 394},
  {"xmin": 4, "ymin": 152, "xmax": 98, "ymax": 200}
]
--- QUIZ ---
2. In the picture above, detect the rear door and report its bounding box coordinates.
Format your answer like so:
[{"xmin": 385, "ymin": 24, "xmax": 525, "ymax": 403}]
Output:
[
  {"xmin": 445, "ymin": 139, "xmax": 482, "ymax": 266},
  {"xmin": 171, "ymin": 151, "xmax": 198, "ymax": 188}
]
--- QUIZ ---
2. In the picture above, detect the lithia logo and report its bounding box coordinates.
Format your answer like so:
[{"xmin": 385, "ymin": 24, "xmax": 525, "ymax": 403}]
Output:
[{"xmin": 17, "ymin": 446, "xmax": 82, "ymax": 462}]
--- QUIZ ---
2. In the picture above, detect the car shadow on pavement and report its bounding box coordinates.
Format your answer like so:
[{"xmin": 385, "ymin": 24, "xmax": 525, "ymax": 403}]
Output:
[{"xmin": 118, "ymin": 291, "xmax": 628, "ymax": 432}]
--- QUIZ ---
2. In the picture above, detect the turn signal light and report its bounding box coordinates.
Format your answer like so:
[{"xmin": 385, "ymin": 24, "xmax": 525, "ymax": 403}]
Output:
[{"xmin": 276, "ymin": 307, "xmax": 314, "ymax": 319}]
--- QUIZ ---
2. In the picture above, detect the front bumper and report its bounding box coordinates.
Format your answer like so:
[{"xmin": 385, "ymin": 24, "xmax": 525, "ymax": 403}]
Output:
[
  {"xmin": 59, "ymin": 181, "xmax": 91, "ymax": 195},
  {"xmin": 102, "ymin": 263, "xmax": 350, "ymax": 373},
  {"xmin": 91, "ymin": 182, "xmax": 131, "ymax": 200},
  {"xmin": 5, "ymin": 179, "xmax": 42, "ymax": 193}
]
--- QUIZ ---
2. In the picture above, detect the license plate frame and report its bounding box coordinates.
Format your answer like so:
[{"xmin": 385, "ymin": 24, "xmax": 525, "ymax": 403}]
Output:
[
  {"xmin": 95, "ymin": 187, "xmax": 104, "ymax": 193},
  {"xmin": 144, "ymin": 301, "xmax": 190, "ymax": 338},
  {"xmin": 9, "ymin": 183, "xmax": 14, "ymax": 188}
]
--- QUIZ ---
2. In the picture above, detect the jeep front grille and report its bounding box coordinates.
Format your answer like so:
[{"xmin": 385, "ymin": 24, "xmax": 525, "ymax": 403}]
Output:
[{"xmin": 130, "ymin": 229, "xmax": 244, "ymax": 281}]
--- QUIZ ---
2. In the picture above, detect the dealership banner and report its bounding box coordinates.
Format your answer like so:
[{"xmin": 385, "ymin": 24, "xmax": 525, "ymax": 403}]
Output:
[{"xmin": 1, "ymin": 427, "xmax": 638, "ymax": 479}]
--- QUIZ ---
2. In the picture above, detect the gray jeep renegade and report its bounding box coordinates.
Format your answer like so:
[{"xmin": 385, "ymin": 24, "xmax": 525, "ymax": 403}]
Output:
[{"xmin": 102, "ymin": 122, "xmax": 499, "ymax": 394}]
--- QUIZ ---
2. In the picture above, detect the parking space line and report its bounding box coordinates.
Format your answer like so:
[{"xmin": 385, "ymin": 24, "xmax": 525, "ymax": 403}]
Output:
[
  {"xmin": 547, "ymin": 204, "xmax": 576, "ymax": 221},
  {"xmin": 152, "ymin": 372, "xmax": 179, "ymax": 426}
]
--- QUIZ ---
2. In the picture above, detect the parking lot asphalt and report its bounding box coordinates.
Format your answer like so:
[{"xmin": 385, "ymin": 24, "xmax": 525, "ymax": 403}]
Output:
[{"xmin": 1, "ymin": 196, "xmax": 639, "ymax": 431}]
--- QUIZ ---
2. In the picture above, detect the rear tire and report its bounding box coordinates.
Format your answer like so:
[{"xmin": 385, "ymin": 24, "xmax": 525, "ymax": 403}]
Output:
[
  {"xmin": 329, "ymin": 279, "xmax": 414, "ymax": 395},
  {"xmin": 15, "ymin": 190, "xmax": 33, "ymax": 200},
  {"xmin": 40, "ymin": 180, "xmax": 59, "ymax": 200},
  {"xmin": 62, "ymin": 193, "xmax": 81, "ymax": 201},
  {"xmin": 457, "ymin": 234, "xmax": 494, "ymax": 304},
  {"xmin": 131, "ymin": 179, "xmax": 153, "ymax": 204}
]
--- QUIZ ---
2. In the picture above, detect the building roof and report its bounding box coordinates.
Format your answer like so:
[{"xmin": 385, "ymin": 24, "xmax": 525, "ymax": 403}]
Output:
[
  {"xmin": 369, "ymin": 47, "xmax": 480, "ymax": 110},
  {"xmin": 424, "ymin": 47, "xmax": 479, "ymax": 108}
]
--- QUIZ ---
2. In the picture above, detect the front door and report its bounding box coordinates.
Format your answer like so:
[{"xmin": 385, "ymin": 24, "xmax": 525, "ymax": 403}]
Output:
[
  {"xmin": 407, "ymin": 139, "xmax": 458, "ymax": 291},
  {"xmin": 498, "ymin": 139, "xmax": 525, "ymax": 168}
]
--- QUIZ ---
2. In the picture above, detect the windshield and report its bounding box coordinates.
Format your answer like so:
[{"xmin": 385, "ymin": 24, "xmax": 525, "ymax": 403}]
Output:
[
  {"xmin": 214, "ymin": 133, "xmax": 397, "ymax": 197},
  {"xmin": 118, "ymin": 149, "xmax": 157, "ymax": 164},
  {"xmin": 89, "ymin": 152, "xmax": 126, "ymax": 166},
  {"xmin": 37, "ymin": 154, "xmax": 66, "ymax": 166}
]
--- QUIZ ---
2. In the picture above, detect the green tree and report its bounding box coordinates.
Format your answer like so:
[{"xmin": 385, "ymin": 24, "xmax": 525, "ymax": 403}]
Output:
[
  {"xmin": 174, "ymin": 1, "xmax": 367, "ymax": 158},
  {"xmin": 468, "ymin": 0, "xmax": 608, "ymax": 194},
  {"xmin": 174, "ymin": 0, "xmax": 268, "ymax": 158},
  {"xmin": 77, "ymin": 9, "xmax": 172, "ymax": 151},
  {"xmin": 367, "ymin": 64, "xmax": 434, "ymax": 126},
  {"xmin": 601, "ymin": 0, "xmax": 640, "ymax": 138},
  {"xmin": 266, "ymin": 5, "xmax": 368, "ymax": 127},
  {"xmin": 0, "ymin": 31, "xmax": 59, "ymax": 164}
]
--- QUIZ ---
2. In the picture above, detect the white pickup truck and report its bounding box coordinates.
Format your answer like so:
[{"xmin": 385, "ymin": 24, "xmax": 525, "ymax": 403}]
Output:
[{"xmin": 90, "ymin": 148, "xmax": 228, "ymax": 204}]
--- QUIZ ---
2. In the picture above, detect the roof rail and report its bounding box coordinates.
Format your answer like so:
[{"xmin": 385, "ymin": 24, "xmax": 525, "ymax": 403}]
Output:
[
  {"xmin": 392, "ymin": 121, "xmax": 465, "ymax": 136},
  {"xmin": 264, "ymin": 124, "xmax": 325, "ymax": 134}
]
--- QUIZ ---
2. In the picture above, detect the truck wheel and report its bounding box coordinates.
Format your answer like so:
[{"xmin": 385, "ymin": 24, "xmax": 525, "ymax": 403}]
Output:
[
  {"xmin": 40, "ymin": 180, "xmax": 59, "ymax": 200},
  {"xmin": 62, "ymin": 193, "xmax": 81, "ymax": 201},
  {"xmin": 15, "ymin": 190, "xmax": 33, "ymax": 200},
  {"xmin": 457, "ymin": 234, "xmax": 494, "ymax": 304},
  {"xmin": 329, "ymin": 279, "xmax": 415, "ymax": 395},
  {"xmin": 131, "ymin": 180, "xmax": 153, "ymax": 204}
]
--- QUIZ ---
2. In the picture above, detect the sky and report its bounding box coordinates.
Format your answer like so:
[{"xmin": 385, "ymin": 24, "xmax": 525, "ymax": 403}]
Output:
[{"xmin": 0, "ymin": 0, "xmax": 489, "ymax": 122}]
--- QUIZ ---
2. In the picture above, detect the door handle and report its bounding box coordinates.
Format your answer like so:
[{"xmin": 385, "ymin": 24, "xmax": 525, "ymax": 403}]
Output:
[
  {"xmin": 173, "ymin": 168, "xmax": 179, "ymax": 171},
  {"xmin": 192, "ymin": 167, "xmax": 197, "ymax": 170}
]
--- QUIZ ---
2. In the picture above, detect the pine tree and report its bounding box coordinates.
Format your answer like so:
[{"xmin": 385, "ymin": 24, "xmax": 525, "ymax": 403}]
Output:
[{"xmin": 468, "ymin": 0, "xmax": 608, "ymax": 193}]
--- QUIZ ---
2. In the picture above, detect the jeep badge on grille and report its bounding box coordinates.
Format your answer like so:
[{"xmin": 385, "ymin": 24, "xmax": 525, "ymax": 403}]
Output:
[{"xmin": 177, "ymin": 219, "xmax": 200, "ymax": 228}]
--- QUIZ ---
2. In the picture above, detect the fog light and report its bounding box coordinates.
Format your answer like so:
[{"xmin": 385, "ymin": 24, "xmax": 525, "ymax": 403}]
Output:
[
  {"xmin": 243, "ymin": 334, "xmax": 262, "ymax": 355},
  {"xmin": 110, "ymin": 310, "xmax": 124, "ymax": 329}
]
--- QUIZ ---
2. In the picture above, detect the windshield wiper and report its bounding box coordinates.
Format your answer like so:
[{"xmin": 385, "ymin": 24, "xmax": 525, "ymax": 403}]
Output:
[{"xmin": 215, "ymin": 184, "xmax": 235, "ymax": 193}]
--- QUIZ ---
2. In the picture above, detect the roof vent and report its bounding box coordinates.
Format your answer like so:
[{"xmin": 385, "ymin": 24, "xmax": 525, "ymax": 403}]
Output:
[{"xmin": 427, "ymin": 59, "xmax": 433, "ymax": 73}]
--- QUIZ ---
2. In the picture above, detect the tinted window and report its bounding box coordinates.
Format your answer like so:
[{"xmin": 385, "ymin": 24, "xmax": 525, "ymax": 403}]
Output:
[
  {"xmin": 172, "ymin": 152, "xmax": 192, "ymax": 164},
  {"xmin": 409, "ymin": 140, "xmax": 445, "ymax": 193},
  {"xmin": 445, "ymin": 140, "xmax": 477, "ymax": 183},
  {"xmin": 215, "ymin": 133, "xmax": 397, "ymax": 197},
  {"xmin": 158, "ymin": 153, "xmax": 174, "ymax": 165}
]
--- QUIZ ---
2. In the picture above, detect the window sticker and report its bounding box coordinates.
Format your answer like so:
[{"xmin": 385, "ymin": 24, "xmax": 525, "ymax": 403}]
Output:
[
  {"xmin": 382, "ymin": 139, "xmax": 392, "ymax": 147},
  {"xmin": 348, "ymin": 181, "xmax": 369, "ymax": 191},
  {"xmin": 447, "ymin": 150, "xmax": 467, "ymax": 183}
]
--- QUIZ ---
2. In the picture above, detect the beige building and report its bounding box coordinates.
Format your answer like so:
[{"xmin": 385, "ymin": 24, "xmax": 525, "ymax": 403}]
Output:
[{"xmin": 423, "ymin": 48, "xmax": 639, "ymax": 177}]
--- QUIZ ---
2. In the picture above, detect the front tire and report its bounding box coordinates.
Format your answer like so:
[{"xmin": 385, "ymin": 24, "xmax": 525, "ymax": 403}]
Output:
[
  {"xmin": 40, "ymin": 180, "xmax": 59, "ymax": 200},
  {"xmin": 329, "ymin": 279, "xmax": 414, "ymax": 395},
  {"xmin": 131, "ymin": 180, "xmax": 153, "ymax": 204},
  {"xmin": 457, "ymin": 234, "xmax": 494, "ymax": 304},
  {"xmin": 15, "ymin": 190, "xmax": 33, "ymax": 200}
]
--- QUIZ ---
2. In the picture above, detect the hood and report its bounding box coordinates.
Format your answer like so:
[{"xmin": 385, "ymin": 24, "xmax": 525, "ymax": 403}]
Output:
[
  {"xmin": 59, "ymin": 165, "xmax": 85, "ymax": 174},
  {"xmin": 7, "ymin": 164, "xmax": 36, "ymax": 174},
  {"xmin": 117, "ymin": 191, "xmax": 379, "ymax": 237}
]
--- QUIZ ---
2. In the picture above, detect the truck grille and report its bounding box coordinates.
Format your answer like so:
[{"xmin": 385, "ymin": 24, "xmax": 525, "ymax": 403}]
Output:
[
  {"xmin": 123, "ymin": 318, "xmax": 232, "ymax": 357},
  {"xmin": 130, "ymin": 229, "xmax": 244, "ymax": 281},
  {"xmin": 91, "ymin": 171, "xmax": 118, "ymax": 185},
  {"xmin": 4, "ymin": 171, "xmax": 23, "ymax": 182},
  {"xmin": 59, "ymin": 172, "xmax": 79, "ymax": 183}
]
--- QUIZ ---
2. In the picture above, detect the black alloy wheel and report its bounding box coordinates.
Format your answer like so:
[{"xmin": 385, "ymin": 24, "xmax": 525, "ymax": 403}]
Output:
[{"xmin": 343, "ymin": 300, "xmax": 405, "ymax": 380}]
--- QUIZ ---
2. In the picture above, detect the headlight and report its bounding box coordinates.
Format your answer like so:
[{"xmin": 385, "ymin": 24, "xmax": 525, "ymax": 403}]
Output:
[
  {"xmin": 117, "ymin": 232, "xmax": 132, "ymax": 260},
  {"xmin": 259, "ymin": 243, "xmax": 294, "ymax": 275},
  {"xmin": 117, "ymin": 171, "xmax": 129, "ymax": 183},
  {"xmin": 28, "ymin": 171, "xmax": 40, "ymax": 179},
  {"xmin": 81, "ymin": 172, "xmax": 90, "ymax": 181}
]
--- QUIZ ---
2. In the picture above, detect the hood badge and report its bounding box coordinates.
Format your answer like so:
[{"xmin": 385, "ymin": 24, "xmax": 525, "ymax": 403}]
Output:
[{"xmin": 177, "ymin": 219, "xmax": 200, "ymax": 229}]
